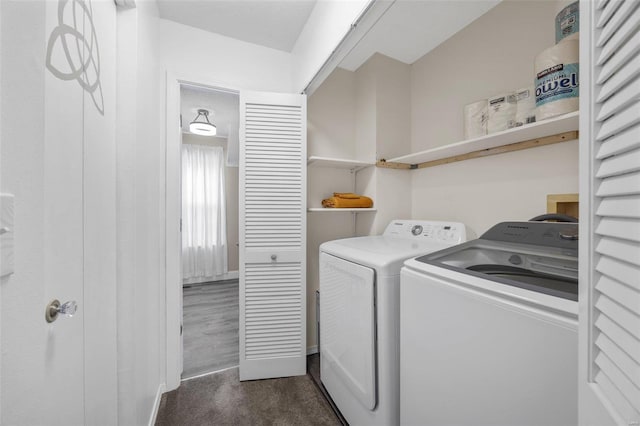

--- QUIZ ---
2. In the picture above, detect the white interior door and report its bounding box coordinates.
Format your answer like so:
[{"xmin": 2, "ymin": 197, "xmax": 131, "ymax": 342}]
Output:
[
  {"xmin": 239, "ymin": 90, "xmax": 307, "ymax": 380},
  {"xmin": 45, "ymin": 0, "xmax": 118, "ymax": 422},
  {"xmin": 0, "ymin": 0, "xmax": 116, "ymax": 423},
  {"xmin": 579, "ymin": 0, "xmax": 640, "ymax": 424},
  {"xmin": 42, "ymin": 1, "xmax": 85, "ymax": 420}
]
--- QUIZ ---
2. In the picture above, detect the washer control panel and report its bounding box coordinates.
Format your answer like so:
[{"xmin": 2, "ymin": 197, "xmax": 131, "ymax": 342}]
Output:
[{"xmin": 383, "ymin": 220, "xmax": 466, "ymax": 244}]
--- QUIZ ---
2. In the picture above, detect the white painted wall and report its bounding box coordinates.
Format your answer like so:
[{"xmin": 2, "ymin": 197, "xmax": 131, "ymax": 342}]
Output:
[
  {"xmin": 365, "ymin": 54, "xmax": 412, "ymax": 235},
  {"xmin": 352, "ymin": 54, "xmax": 412, "ymax": 237},
  {"xmin": 411, "ymin": 141, "xmax": 579, "ymax": 236},
  {"xmin": 159, "ymin": 18, "xmax": 294, "ymax": 93},
  {"xmin": 307, "ymin": 68, "xmax": 356, "ymax": 159},
  {"xmin": 411, "ymin": 0, "xmax": 560, "ymax": 151},
  {"xmin": 115, "ymin": 7, "xmax": 139, "ymax": 424},
  {"xmin": 410, "ymin": 0, "xmax": 579, "ymax": 236},
  {"xmin": 291, "ymin": 0, "xmax": 371, "ymax": 93},
  {"xmin": 226, "ymin": 160, "xmax": 239, "ymax": 273},
  {"xmin": 354, "ymin": 57, "xmax": 377, "ymax": 164},
  {"xmin": 116, "ymin": 2, "xmax": 166, "ymax": 425},
  {"xmin": 374, "ymin": 54, "xmax": 411, "ymax": 160},
  {"xmin": 134, "ymin": 2, "xmax": 165, "ymax": 424}
]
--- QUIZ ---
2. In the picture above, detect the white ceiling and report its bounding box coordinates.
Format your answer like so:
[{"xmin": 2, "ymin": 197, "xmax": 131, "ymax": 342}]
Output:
[
  {"xmin": 175, "ymin": 0, "xmax": 501, "ymax": 142},
  {"xmin": 339, "ymin": 0, "xmax": 501, "ymax": 71},
  {"xmin": 157, "ymin": 0, "xmax": 317, "ymax": 52}
]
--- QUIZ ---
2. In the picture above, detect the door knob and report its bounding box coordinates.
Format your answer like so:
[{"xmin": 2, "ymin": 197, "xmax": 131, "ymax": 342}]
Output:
[
  {"xmin": 45, "ymin": 299, "xmax": 78, "ymax": 323},
  {"xmin": 270, "ymin": 254, "xmax": 277, "ymax": 261}
]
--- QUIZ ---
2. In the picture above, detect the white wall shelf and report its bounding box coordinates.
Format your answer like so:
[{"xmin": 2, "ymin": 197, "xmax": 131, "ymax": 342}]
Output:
[
  {"xmin": 378, "ymin": 111, "xmax": 579, "ymax": 170},
  {"xmin": 307, "ymin": 156, "xmax": 374, "ymax": 172},
  {"xmin": 307, "ymin": 208, "xmax": 377, "ymax": 213}
]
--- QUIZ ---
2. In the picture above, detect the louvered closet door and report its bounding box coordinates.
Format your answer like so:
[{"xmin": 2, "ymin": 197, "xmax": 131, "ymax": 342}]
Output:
[
  {"xmin": 579, "ymin": 0, "xmax": 640, "ymax": 423},
  {"xmin": 239, "ymin": 91, "xmax": 307, "ymax": 380}
]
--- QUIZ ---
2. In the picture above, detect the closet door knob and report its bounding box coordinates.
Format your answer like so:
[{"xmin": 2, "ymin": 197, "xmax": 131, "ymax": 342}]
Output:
[
  {"xmin": 45, "ymin": 299, "xmax": 78, "ymax": 323},
  {"xmin": 271, "ymin": 254, "xmax": 277, "ymax": 261}
]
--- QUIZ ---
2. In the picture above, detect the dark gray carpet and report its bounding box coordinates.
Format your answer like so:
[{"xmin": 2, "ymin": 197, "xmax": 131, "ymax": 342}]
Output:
[
  {"xmin": 183, "ymin": 280, "xmax": 239, "ymax": 379},
  {"xmin": 308, "ymin": 352, "xmax": 320, "ymax": 385},
  {"xmin": 156, "ymin": 366, "xmax": 341, "ymax": 426}
]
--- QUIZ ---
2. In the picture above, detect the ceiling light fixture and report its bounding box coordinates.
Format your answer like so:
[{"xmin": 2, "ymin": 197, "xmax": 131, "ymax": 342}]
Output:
[{"xmin": 189, "ymin": 109, "xmax": 217, "ymax": 136}]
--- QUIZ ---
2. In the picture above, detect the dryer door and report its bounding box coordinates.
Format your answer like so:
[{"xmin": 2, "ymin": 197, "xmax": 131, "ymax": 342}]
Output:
[{"xmin": 320, "ymin": 252, "xmax": 376, "ymax": 410}]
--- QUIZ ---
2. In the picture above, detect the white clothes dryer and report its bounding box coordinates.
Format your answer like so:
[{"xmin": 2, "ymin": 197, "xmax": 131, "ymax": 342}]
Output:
[{"xmin": 319, "ymin": 220, "xmax": 467, "ymax": 426}]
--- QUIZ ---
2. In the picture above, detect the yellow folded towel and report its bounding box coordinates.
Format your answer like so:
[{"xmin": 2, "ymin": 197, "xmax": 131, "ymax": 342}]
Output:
[
  {"xmin": 332, "ymin": 192, "xmax": 361, "ymax": 199},
  {"xmin": 322, "ymin": 193, "xmax": 373, "ymax": 208}
]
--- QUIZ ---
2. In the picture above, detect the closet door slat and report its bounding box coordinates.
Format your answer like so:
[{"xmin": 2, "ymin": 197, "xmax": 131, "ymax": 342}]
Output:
[
  {"xmin": 597, "ymin": 0, "xmax": 624, "ymax": 30},
  {"xmin": 596, "ymin": 0, "xmax": 640, "ymax": 46},
  {"xmin": 585, "ymin": 1, "xmax": 640, "ymax": 421},
  {"xmin": 597, "ymin": 5, "xmax": 640, "ymax": 65},
  {"xmin": 595, "ymin": 122, "xmax": 640, "ymax": 158}
]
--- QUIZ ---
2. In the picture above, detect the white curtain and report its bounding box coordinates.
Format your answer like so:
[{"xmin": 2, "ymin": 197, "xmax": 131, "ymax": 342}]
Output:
[{"xmin": 182, "ymin": 144, "xmax": 227, "ymax": 280}]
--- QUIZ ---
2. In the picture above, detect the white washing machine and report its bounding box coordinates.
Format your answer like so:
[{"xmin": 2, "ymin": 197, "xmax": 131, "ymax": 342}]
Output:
[
  {"xmin": 319, "ymin": 220, "xmax": 466, "ymax": 426},
  {"xmin": 400, "ymin": 221, "xmax": 579, "ymax": 426}
]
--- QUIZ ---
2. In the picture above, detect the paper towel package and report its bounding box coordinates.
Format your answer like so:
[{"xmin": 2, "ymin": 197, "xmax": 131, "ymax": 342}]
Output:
[
  {"xmin": 464, "ymin": 100, "xmax": 488, "ymax": 139},
  {"xmin": 535, "ymin": 39, "xmax": 579, "ymax": 121},
  {"xmin": 487, "ymin": 93, "xmax": 517, "ymax": 134},
  {"xmin": 556, "ymin": 1, "xmax": 579, "ymax": 43},
  {"xmin": 515, "ymin": 87, "xmax": 536, "ymax": 127}
]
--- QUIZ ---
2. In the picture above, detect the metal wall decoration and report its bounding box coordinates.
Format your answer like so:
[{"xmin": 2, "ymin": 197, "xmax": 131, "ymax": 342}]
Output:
[{"xmin": 46, "ymin": 0, "xmax": 104, "ymax": 115}]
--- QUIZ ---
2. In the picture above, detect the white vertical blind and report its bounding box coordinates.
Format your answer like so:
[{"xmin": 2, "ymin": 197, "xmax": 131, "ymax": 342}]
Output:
[
  {"xmin": 239, "ymin": 92, "xmax": 307, "ymax": 380},
  {"xmin": 588, "ymin": 0, "xmax": 640, "ymax": 421}
]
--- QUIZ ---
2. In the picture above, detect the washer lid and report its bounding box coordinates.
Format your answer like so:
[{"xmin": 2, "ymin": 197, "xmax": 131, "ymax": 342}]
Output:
[
  {"xmin": 320, "ymin": 235, "xmax": 456, "ymax": 275},
  {"xmin": 413, "ymin": 238, "xmax": 578, "ymax": 301}
]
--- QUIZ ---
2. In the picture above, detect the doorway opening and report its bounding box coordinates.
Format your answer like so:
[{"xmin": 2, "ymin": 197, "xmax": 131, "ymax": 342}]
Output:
[{"xmin": 179, "ymin": 84, "xmax": 240, "ymax": 379}]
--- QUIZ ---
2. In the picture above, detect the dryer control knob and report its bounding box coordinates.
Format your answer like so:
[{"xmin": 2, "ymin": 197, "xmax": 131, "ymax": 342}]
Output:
[
  {"xmin": 560, "ymin": 228, "xmax": 579, "ymax": 240},
  {"xmin": 411, "ymin": 225, "xmax": 423, "ymax": 236}
]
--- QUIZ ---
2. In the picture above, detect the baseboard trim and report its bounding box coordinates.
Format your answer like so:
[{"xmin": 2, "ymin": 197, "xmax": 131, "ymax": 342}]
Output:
[
  {"xmin": 307, "ymin": 345, "xmax": 318, "ymax": 355},
  {"xmin": 148, "ymin": 383, "xmax": 166, "ymax": 426},
  {"xmin": 182, "ymin": 271, "xmax": 239, "ymax": 285},
  {"xmin": 181, "ymin": 364, "xmax": 239, "ymax": 382}
]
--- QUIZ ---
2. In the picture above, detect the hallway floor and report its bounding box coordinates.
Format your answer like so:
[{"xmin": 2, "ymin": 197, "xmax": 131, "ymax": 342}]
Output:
[
  {"xmin": 182, "ymin": 280, "xmax": 239, "ymax": 379},
  {"xmin": 155, "ymin": 365, "xmax": 340, "ymax": 426}
]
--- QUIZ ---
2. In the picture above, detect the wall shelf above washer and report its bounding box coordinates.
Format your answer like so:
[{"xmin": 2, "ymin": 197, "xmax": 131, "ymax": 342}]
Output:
[
  {"xmin": 307, "ymin": 156, "xmax": 374, "ymax": 172},
  {"xmin": 377, "ymin": 111, "xmax": 579, "ymax": 170},
  {"xmin": 307, "ymin": 208, "xmax": 377, "ymax": 213}
]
